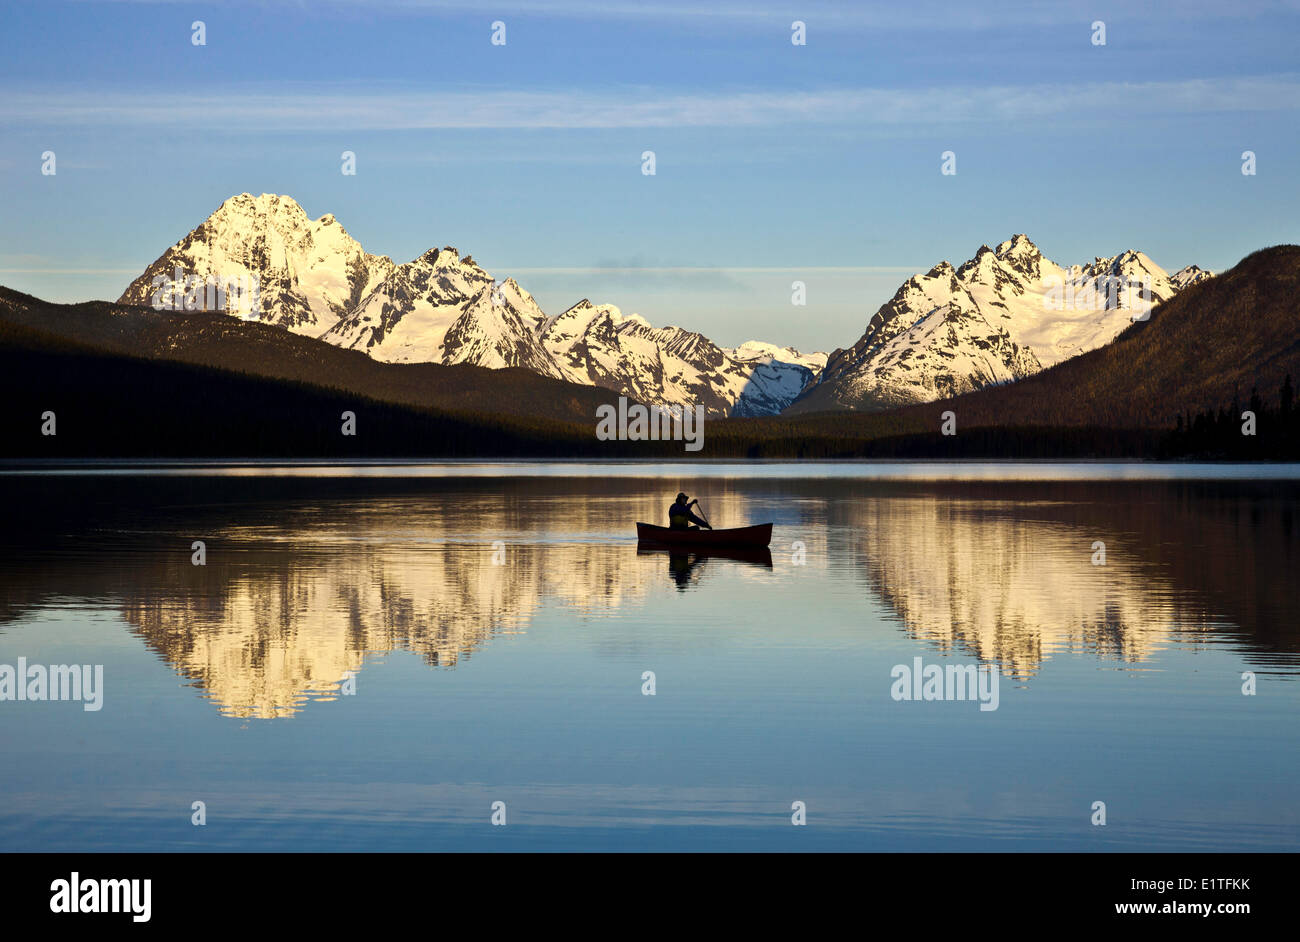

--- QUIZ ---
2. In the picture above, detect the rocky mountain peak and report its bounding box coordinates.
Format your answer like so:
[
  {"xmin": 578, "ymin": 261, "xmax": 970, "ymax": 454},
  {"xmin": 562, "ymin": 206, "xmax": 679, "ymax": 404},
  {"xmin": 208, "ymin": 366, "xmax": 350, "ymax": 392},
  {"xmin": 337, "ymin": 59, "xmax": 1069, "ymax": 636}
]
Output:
[
  {"xmin": 559, "ymin": 299, "xmax": 595, "ymax": 316},
  {"xmin": 112, "ymin": 193, "xmax": 826, "ymax": 417},
  {"xmin": 1171, "ymin": 264, "xmax": 1214, "ymax": 288},
  {"xmin": 996, "ymin": 233, "xmax": 1040, "ymax": 256},
  {"xmin": 991, "ymin": 233, "xmax": 1045, "ymax": 279},
  {"xmin": 790, "ymin": 235, "xmax": 1209, "ymax": 414}
]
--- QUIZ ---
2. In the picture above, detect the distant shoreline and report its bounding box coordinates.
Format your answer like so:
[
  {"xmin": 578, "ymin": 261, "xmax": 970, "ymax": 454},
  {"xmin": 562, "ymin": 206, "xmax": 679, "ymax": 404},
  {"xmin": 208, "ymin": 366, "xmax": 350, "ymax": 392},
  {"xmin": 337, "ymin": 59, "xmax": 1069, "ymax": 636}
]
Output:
[{"xmin": 4, "ymin": 458, "xmax": 1299, "ymax": 481}]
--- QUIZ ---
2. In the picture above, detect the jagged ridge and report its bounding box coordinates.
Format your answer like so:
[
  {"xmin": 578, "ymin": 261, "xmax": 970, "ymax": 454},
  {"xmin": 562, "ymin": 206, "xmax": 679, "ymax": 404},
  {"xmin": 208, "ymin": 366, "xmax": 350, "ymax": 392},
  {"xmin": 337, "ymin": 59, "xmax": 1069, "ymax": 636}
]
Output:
[
  {"xmin": 790, "ymin": 234, "xmax": 1210, "ymax": 413},
  {"xmin": 119, "ymin": 194, "xmax": 823, "ymax": 416}
]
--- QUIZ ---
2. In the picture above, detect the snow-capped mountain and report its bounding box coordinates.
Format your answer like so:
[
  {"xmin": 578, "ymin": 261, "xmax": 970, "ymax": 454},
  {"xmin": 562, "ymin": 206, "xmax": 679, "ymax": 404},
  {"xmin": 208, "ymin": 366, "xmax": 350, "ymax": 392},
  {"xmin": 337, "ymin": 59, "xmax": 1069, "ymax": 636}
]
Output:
[
  {"xmin": 1170, "ymin": 264, "xmax": 1213, "ymax": 289},
  {"xmin": 727, "ymin": 342, "xmax": 829, "ymax": 417},
  {"xmin": 119, "ymin": 193, "xmax": 394, "ymax": 333},
  {"xmin": 321, "ymin": 248, "xmax": 563, "ymax": 377},
  {"xmin": 120, "ymin": 194, "xmax": 822, "ymax": 416},
  {"xmin": 790, "ymin": 234, "xmax": 1210, "ymax": 413},
  {"xmin": 120, "ymin": 198, "xmax": 1208, "ymax": 419},
  {"xmin": 538, "ymin": 300, "xmax": 824, "ymax": 416}
]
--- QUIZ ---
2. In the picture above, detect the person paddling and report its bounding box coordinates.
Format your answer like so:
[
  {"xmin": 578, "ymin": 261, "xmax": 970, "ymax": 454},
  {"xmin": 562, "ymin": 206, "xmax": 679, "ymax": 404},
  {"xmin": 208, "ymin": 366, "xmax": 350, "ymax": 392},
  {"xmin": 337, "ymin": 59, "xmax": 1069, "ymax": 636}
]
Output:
[{"xmin": 668, "ymin": 492, "xmax": 712, "ymax": 531}]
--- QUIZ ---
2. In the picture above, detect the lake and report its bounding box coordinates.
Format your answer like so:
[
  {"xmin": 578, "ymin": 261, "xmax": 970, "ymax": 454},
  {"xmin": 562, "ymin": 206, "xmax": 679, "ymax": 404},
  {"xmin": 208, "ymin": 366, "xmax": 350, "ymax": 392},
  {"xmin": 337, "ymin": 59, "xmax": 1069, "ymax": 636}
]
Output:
[{"xmin": 1, "ymin": 462, "xmax": 1297, "ymax": 851}]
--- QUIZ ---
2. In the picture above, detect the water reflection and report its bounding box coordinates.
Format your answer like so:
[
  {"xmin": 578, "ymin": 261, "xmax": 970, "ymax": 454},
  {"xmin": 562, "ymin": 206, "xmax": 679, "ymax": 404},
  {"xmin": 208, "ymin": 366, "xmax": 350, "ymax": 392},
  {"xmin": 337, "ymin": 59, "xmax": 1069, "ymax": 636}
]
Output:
[
  {"xmin": 127, "ymin": 535, "xmax": 664, "ymax": 718},
  {"xmin": 0, "ymin": 474, "xmax": 1295, "ymax": 719},
  {"xmin": 838, "ymin": 480, "xmax": 1299, "ymax": 677},
  {"xmin": 637, "ymin": 545, "xmax": 773, "ymax": 590},
  {"xmin": 849, "ymin": 495, "xmax": 1197, "ymax": 678}
]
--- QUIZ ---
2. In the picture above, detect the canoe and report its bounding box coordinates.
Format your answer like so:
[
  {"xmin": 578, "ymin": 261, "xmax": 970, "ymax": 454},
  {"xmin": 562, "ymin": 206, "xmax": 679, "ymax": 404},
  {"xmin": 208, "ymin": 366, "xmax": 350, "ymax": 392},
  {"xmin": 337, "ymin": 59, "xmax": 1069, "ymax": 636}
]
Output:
[{"xmin": 635, "ymin": 522, "xmax": 773, "ymax": 548}]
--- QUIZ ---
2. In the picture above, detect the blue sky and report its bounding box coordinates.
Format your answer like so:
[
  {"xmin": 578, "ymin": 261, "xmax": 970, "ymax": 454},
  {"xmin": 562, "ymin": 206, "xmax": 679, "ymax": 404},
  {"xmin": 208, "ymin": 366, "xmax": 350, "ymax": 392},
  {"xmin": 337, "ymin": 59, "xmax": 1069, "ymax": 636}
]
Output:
[{"xmin": 2, "ymin": 0, "xmax": 1298, "ymax": 350}]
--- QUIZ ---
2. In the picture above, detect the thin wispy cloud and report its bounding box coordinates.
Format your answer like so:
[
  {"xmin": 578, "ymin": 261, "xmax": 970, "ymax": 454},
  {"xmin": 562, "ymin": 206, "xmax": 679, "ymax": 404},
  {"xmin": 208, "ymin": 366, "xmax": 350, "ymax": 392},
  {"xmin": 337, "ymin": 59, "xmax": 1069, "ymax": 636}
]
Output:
[
  {"xmin": 5, "ymin": 76, "xmax": 1299, "ymax": 131},
  {"xmin": 0, "ymin": 268, "xmax": 142, "ymax": 274},
  {"xmin": 72, "ymin": 0, "xmax": 1300, "ymax": 28}
]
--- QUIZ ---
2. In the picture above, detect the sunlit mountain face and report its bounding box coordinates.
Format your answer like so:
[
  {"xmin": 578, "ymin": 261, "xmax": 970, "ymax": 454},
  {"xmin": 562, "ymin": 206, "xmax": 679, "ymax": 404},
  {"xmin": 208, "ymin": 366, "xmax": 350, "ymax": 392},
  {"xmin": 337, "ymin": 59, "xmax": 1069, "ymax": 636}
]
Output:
[
  {"xmin": 115, "ymin": 194, "xmax": 825, "ymax": 418},
  {"xmin": 1, "ymin": 473, "xmax": 1296, "ymax": 721}
]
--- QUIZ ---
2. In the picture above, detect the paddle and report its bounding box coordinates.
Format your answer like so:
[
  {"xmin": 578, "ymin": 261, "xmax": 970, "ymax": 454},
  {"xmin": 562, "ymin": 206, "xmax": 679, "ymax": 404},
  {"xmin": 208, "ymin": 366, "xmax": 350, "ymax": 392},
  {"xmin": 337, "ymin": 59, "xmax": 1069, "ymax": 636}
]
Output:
[{"xmin": 693, "ymin": 499, "xmax": 712, "ymax": 530}]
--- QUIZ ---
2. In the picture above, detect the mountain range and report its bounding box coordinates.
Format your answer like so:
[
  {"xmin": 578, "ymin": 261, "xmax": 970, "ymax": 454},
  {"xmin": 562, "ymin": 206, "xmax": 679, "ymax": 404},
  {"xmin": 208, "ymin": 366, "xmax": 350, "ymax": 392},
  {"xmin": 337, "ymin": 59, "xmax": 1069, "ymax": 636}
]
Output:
[
  {"xmin": 118, "ymin": 193, "xmax": 824, "ymax": 417},
  {"xmin": 118, "ymin": 193, "xmax": 1209, "ymax": 416},
  {"xmin": 4, "ymin": 242, "xmax": 1297, "ymax": 459},
  {"xmin": 792, "ymin": 235, "xmax": 1211, "ymax": 413}
]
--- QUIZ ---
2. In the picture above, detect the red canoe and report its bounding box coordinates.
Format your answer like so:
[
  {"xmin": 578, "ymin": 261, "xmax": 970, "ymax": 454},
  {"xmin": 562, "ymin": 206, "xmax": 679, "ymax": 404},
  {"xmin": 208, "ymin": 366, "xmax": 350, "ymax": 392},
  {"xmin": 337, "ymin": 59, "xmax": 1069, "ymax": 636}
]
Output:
[{"xmin": 636, "ymin": 522, "xmax": 773, "ymax": 548}]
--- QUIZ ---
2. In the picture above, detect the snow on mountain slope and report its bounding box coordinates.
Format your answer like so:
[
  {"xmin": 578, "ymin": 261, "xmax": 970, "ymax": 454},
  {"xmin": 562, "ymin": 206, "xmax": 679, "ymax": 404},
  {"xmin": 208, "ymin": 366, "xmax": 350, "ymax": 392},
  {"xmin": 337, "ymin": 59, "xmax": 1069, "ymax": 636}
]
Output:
[
  {"xmin": 727, "ymin": 342, "xmax": 829, "ymax": 417},
  {"xmin": 119, "ymin": 193, "xmax": 393, "ymax": 333},
  {"xmin": 539, "ymin": 300, "xmax": 821, "ymax": 416},
  {"xmin": 118, "ymin": 194, "xmax": 822, "ymax": 414},
  {"xmin": 321, "ymin": 248, "xmax": 562, "ymax": 377},
  {"xmin": 127, "ymin": 198, "xmax": 1212, "ymax": 420},
  {"xmin": 792, "ymin": 235, "xmax": 1209, "ymax": 413},
  {"xmin": 1170, "ymin": 264, "xmax": 1214, "ymax": 289},
  {"xmin": 730, "ymin": 341, "xmax": 828, "ymax": 374}
]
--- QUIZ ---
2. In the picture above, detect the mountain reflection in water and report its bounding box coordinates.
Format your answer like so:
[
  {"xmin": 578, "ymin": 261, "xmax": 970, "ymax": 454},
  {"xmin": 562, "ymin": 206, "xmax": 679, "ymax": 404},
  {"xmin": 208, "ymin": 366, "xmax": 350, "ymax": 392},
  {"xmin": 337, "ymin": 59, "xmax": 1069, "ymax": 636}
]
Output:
[{"xmin": 1, "ymin": 473, "xmax": 1296, "ymax": 720}]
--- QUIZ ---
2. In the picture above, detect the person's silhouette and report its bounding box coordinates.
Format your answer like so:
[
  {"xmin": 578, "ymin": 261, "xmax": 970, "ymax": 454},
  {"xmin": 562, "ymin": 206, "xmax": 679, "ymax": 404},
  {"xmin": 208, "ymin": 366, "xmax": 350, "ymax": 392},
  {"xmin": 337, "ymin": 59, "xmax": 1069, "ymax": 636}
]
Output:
[{"xmin": 667, "ymin": 492, "xmax": 710, "ymax": 530}]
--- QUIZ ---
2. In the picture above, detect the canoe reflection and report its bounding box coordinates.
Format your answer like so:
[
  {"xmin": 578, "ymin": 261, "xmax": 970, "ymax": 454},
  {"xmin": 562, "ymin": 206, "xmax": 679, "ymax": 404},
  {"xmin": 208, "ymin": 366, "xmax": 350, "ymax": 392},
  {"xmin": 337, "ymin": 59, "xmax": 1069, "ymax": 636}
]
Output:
[{"xmin": 636, "ymin": 543, "xmax": 774, "ymax": 590}]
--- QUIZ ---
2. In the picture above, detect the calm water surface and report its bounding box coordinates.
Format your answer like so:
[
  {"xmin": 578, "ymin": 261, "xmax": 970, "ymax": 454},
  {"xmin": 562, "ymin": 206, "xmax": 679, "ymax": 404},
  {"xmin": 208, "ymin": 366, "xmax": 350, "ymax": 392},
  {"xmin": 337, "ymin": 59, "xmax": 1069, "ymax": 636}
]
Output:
[{"xmin": 1, "ymin": 463, "xmax": 1297, "ymax": 851}]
